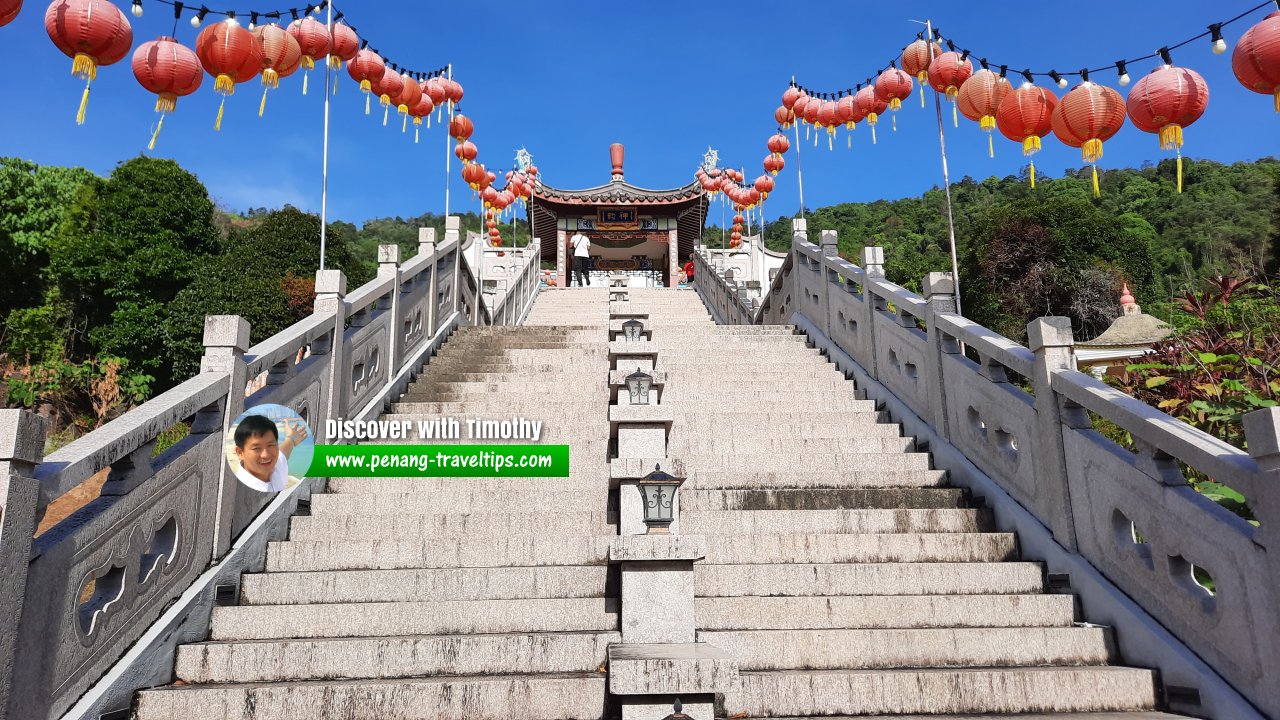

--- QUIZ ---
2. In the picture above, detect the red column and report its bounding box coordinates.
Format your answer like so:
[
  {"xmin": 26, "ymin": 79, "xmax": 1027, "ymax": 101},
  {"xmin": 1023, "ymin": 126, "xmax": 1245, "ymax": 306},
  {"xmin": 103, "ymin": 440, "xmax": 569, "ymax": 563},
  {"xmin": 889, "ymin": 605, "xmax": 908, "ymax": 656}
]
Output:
[{"xmin": 667, "ymin": 228, "xmax": 679, "ymax": 288}]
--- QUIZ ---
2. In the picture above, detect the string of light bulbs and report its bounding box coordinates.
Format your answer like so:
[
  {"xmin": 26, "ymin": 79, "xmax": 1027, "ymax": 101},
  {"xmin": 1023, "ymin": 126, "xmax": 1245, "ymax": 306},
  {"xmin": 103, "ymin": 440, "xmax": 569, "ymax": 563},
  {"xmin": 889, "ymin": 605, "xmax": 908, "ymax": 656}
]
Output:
[{"xmin": 789, "ymin": 0, "xmax": 1277, "ymax": 97}]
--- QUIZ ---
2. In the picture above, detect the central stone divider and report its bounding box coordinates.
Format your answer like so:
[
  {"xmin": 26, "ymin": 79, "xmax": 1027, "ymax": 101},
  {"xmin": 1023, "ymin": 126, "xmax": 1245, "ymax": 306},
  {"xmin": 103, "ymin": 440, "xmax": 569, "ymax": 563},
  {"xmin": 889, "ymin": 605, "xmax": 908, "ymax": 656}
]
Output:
[{"xmin": 604, "ymin": 293, "xmax": 738, "ymax": 720}]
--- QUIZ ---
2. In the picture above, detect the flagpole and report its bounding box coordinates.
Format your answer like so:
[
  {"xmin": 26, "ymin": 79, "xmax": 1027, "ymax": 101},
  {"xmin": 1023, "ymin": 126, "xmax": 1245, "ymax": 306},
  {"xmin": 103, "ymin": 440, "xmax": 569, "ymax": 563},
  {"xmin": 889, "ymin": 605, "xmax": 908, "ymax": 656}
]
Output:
[
  {"xmin": 319, "ymin": 0, "xmax": 333, "ymax": 270},
  {"xmin": 791, "ymin": 76, "xmax": 807, "ymax": 224},
  {"xmin": 925, "ymin": 19, "xmax": 963, "ymax": 314}
]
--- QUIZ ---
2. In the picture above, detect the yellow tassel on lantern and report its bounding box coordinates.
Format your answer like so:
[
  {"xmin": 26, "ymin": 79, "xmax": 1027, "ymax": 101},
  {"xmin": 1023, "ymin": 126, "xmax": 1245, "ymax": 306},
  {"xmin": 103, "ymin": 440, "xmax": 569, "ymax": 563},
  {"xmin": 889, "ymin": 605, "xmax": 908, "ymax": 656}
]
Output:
[
  {"xmin": 1158, "ymin": 124, "xmax": 1182, "ymax": 151},
  {"xmin": 1030, "ymin": 160, "xmax": 1037, "ymax": 189},
  {"xmin": 917, "ymin": 71, "xmax": 927, "ymax": 107},
  {"xmin": 868, "ymin": 115, "xmax": 878, "ymax": 144},
  {"xmin": 156, "ymin": 93, "xmax": 177, "ymax": 114},
  {"xmin": 302, "ymin": 72, "xmax": 309, "ymax": 95},
  {"xmin": 328, "ymin": 55, "xmax": 341, "ymax": 70},
  {"xmin": 76, "ymin": 82, "xmax": 91, "ymax": 125},
  {"xmin": 1092, "ymin": 164, "xmax": 1100, "ymax": 197},
  {"xmin": 72, "ymin": 53, "xmax": 98, "ymax": 81},
  {"xmin": 414, "ymin": 116, "xmax": 422, "ymax": 144},
  {"xmin": 980, "ymin": 116, "xmax": 996, "ymax": 158},
  {"xmin": 1022, "ymin": 136, "xmax": 1040, "ymax": 156},
  {"xmin": 148, "ymin": 114, "xmax": 165, "ymax": 151},
  {"xmin": 892, "ymin": 113, "xmax": 897, "ymax": 132},
  {"xmin": 215, "ymin": 97, "xmax": 226, "ymax": 131},
  {"xmin": 1082, "ymin": 138, "xmax": 1104, "ymax": 164},
  {"xmin": 889, "ymin": 98, "xmax": 902, "ymax": 111},
  {"xmin": 216, "ymin": 73, "xmax": 236, "ymax": 95},
  {"xmin": 1274, "ymin": 88, "xmax": 1280, "ymax": 113},
  {"xmin": 259, "ymin": 88, "xmax": 269, "ymax": 117}
]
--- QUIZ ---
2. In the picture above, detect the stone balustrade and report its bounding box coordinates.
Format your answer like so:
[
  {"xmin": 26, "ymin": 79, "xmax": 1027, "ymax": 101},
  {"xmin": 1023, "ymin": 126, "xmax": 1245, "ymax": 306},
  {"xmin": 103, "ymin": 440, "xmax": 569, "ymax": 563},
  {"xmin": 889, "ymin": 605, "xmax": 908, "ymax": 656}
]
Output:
[
  {"xmin": 0, "ymin": 221, "xmax": 542, "ymax": 720},
  {"xmin": 693, "ymin": 218, "xmax": 1280, "ymax": 719}
]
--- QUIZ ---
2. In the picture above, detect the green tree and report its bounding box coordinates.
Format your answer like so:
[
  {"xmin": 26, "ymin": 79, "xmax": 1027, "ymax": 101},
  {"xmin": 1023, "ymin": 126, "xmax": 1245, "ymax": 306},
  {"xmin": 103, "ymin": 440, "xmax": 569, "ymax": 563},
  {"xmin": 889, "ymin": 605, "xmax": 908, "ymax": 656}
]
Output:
[
  {"xmin": 164, "ymin": 206, "xmax": 370, "ymax": 381},
  {"xmin": 48, "ymin": 157, "xmax": 220, "ymax": 387}
]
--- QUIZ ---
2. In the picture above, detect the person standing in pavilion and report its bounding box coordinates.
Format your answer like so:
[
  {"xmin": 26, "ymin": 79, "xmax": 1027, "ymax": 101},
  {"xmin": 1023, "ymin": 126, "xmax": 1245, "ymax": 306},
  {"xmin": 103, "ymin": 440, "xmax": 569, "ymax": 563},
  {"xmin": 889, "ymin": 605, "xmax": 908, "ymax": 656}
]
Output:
[{"xmin": 570, "ymin": 229, "xmax": 593, "ymax": 286}]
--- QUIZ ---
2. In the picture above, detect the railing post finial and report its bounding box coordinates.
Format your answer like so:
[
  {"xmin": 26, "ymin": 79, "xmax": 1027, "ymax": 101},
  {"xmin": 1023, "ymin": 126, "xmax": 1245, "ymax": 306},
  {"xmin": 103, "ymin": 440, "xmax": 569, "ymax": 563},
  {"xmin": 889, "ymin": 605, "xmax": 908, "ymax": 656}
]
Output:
[
  {"xmin": 0, "ymin": 409, "xmax": 45, "ymax": 719},
  {"xmin": 1027, "ymin": 316, "xmax": 1079, "ymax": 550},
  {"xmin": 861, "ymin": 246, "xmax": 885, "ymax": 278},
  {"xmin": 1244, "ymin": 408, "xmax": 1280, "ymax": 545}
]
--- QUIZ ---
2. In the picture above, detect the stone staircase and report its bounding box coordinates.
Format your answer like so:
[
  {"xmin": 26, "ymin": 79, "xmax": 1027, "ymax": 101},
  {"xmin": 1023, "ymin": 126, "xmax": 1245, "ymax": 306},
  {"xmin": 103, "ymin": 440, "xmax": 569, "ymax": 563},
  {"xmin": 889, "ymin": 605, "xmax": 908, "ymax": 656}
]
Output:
[{"xmin": 132, "ymin": 287, "xmax": 1184, "ymax": 719}]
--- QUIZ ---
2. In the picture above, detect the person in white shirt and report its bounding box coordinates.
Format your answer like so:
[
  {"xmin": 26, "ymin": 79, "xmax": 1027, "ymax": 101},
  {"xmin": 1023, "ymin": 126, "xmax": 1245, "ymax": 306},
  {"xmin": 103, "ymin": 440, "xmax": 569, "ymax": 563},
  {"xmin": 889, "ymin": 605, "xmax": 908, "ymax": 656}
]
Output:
[
  {"xmin": 570, "ymin": 230, "xmax": 592, "ymax": 286},
  {"xmin": 232, "ymin": 414, "xmax": 309, "ymax": 493}
]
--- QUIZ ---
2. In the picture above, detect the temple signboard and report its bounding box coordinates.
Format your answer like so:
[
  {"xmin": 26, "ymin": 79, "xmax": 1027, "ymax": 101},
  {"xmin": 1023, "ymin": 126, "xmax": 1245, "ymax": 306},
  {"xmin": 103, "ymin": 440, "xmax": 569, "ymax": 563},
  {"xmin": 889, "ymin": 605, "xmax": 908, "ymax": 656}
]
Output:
[{"xmin": 597, "ymin": 206, "xmax": 638, "ymax": 230}]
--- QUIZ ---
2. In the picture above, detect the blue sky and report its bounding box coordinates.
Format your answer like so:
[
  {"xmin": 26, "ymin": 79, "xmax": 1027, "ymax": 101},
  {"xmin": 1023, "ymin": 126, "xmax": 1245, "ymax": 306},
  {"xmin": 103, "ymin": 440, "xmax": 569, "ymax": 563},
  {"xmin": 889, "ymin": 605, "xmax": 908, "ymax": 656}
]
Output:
[{"xmin": 1, "ymin": 0, "xmax": 1275, "ymax": 226}]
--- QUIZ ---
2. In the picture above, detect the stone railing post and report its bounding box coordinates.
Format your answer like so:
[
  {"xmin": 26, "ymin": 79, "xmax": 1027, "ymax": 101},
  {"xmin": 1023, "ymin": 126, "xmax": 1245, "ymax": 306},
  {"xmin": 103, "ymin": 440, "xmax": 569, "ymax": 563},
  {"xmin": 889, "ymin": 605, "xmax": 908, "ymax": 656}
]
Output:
[
  {"xmin": 0, "ymin": 410, "xmax": 45, "ymax": 718},
  {"xmin": 201, "ymin": 315, "xmax": 249, "ymax": 558},
  {"xmin": 817, "ymin": 229, "xmax": 838, "ymax": 336},
  {"xmin": 444, "ymin": 215, "xmax": 462, "ymax": 317},
  {"xmin": 314, "ymin": 270, "xmax": 349, "ymax": 430},
  {"xmin": 1243, "ymin": 408, "xmax": 1280, "ymax": 562},
  {"xmin": 860, "ymin": 246, "xmax": 885, "ymax": 380},
  {"xmin": 419, "ymin": 227, "xmax": 438, "ymax": 336},
  {"xmin": 1027, "ymin": 317, "xmax": 1079, "ymax": 551},
  {"xmin": 923, "ymin": 272, "xmax": 957, "ymax": 440},
  {"xmin": 791, "ymin": 217, "xmax": 808, "ymax": 245},
  {"xmin": 378, "ymin": 244, "xmax": 403, "ymax": 371}
]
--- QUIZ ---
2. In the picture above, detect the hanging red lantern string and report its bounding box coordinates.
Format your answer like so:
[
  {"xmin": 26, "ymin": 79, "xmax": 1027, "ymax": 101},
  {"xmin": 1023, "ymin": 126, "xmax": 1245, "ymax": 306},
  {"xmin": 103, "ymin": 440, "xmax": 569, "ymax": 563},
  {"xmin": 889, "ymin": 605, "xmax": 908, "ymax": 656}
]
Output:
[
  {"xmin": 132, "ymin": 35, "xmax": 202, "ymax": 149},
  {"xmin": 853, "ymin": 85, "xmax": 886, "ymax": 144},
  {"xmin": 792, "ymin": 92, "xmax": 811, "ymax": 140},
  {"xmin": 251, "ymin": 23, "xmax": 301, "ymax": 117},
  {"xmin": 445, "ymin": 78, "xmax": 464, "ymax": 109},
  {"xmin": 901, "ymin": 37, "xmax": 942, "ymax": 108},
  {"xmin": 195, "ymin": 16, "xmax": 262, "ymax": 131},
  {"xmin": 1127, "ymin": 57, "xmax": 1209, "ymax": 193},
  {"xmin": 774, "ymin": 105, "xmax": 794, "ymax": 129},
  {"xmin": 1052, "ymin": 77, "xmax": 1127, "ymax": 197},
  {"xmin": 424, "ymin": 76, "xmax": 447, "ymax": 123},
  {"xmin": 874, "ymin": 66, "xmax": 913, "ymax": 131},
  {"xmin": 1232, "ymin": 10, "xmax": 1280, "ymax": 112},
  {"xmin": 371, "ymin": 67, "xmax": 403, "ymax": 125},
  {"xmin": 927, "ymin": 51, "xmax": 973, "ymax": 127},
  {"xmin": 287, "ymin": 16, "xmax": 329, "ymax": 96},
  {"xmin": 327, "ymin": 21, "xmax": 357, "ymax": 94},
  {"xmin": 449, "ymin": 112, "xmax": 474, "ymax": 143},
  {"xmin": 454, "ymin": 140, "xmax": 477, "ymax": 164},
  {"xmin": 767, "ymin": 132, "xmax": 790, "ymax": 157},
  {"xmin": 818, "ymin": 100, "xmax": 839, "ymax": 149},
  {"xmin": 957, "ymin": 66, "xmax": 1012, "ymax": 157},
  {"xmin": 996, "ymin": 80, "xmax": 1056, "ymax": 188},
  {"xmin": 393, "ymin": 71, "xmax": 421, "ymax": 132},
  {"xmin": 345, "ymin": 48, "xmax": 384, "ymax": 115},
  {"xmin": 44, "ymin": 0, "xmax": 133, "ymax": 125},
  {"xmin": 2, "ymin": 0, "xmax": 22, "ymax": 26}
]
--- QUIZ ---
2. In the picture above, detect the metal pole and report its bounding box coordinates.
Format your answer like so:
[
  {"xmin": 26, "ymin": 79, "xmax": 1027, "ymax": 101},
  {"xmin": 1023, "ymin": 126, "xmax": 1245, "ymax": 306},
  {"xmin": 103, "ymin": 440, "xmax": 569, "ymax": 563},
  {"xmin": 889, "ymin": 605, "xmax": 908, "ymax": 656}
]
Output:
[
  {"xmin": 926, "ymin": 20, "xmax": 963, "ymax": 314},
  {"xmin": 448, "ymin": 65, "xmax": 463, "ymax": 320},
  {"xmin": 319, "ymin": 0, "xmax": 333, "ymax": 270},
  {"xmin": 444, "ymin": 64, "xmax": 453, "ymax": 218},
  {"xmin": 791, "ymin": 76, "xmax": 807, "ymax": 223}
]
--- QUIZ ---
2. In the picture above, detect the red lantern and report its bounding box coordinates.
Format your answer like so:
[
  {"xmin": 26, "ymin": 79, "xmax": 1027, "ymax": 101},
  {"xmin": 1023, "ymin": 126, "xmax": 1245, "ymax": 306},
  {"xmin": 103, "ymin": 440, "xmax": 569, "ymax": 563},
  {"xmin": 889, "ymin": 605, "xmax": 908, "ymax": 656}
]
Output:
[
  {"xmin": 372, "ymin": 68, "xmax": 404, "ymax": 125},
  {"xmin": 927, "ymin": 52, "xmax": 973, "ymax": 127},
  {"xmin": 854, "ymin": 85, "xmax": 887, "ymax": 144},
  {"xmin": 774, "ymin": 105, "xmax": 794, "ymax": 128},
  {"xmin": 792, "ymin": 92, "xmax": 811, "ymax": 124},
  {"xmin": 901, "ymin": 38, "xmax": 942, "ymax": 107},
  {"xmin": 527, "ymin": 165, "xmax": 539, "ymax": 177},
  {"xmin": 462, "ymin": 162, "xmax": 485, "ymax": 190},
  {"xmin": 1232, "ymin": 11, "xmax": 1280, "ymax": 112},
  {"xmin": 424, "ymin": 77, "xmax": 447, "ymax": 122},
  {"xmin": 1052, "ymin": 81, "xmax": 1126, "ymax": 196},
  {"xmin": 328, "ymin": 21, "xmax": 357, "ymax": 67},
  {"xmin": 345, "ymin": 48, "xmax": 384, "ymax": 115},
  {"xmin": 449, "ymin": 113, "xmax": 474, "ymax": 142},
  {"xmin": 818, "ymin": 100, "xmax": 840, "ymax": 148},
  {"xmin": 802, "ymin": 99, "xmax": 821, "ymax": 132},
  {"xmin": 393, "ymin": 72, "xmax": 422, "ymax": 131},
  {"xmin": 957, "ymin": 68, "xmax": 1012, "ymax": 157},
  {"xmin": 287, "ymin": 17, "xmax": 329, "ymax": 96},
  {"xmin": 1, "ymin": 0, "xmax": 22, "ymax": 26},
  {"xmin": 836, "ymin": 95, "xmax": 857, "ymax": 147},
  {"xmin": 409, "ymin": 85, "xmax": 434, "ymax": 142},
  {"xmin": 1127, "ymin": 64, "xmax": 1209, "ymax": 192},
  {"xmin": 733, "ymin": 214, "xmax": 745, "ymax": 225},
  {"xmin": 454, "ymin": 140, "xmax": 477, "ymax": 164},
  {"xmin": 251, "ymin": 24, "xmax": 301, "ymax": 117},
  {"xmin": 996, "ymin": 82, "xmax": 1058, "ymax": 188},
  {"xmin": 782, "ymin": 85, "xmax": 802, "ymax": 109},
  {"xmin": 196, "ymin": 18, "xmax": 262, "ymax": 131},
  {"xmin": 44, "ymin": 0, "xmax": 133, "ymax": 124},
  {"xmin": 764, "ymin": 154, "xmax": 784, "ymax": 176},
  {"xmin": 767, "ymin": 132, "xmax": 790, "ymax": 156},
  {"xmin": 482, "ymin": 186, "xmax": 499, "ymax": 208},
  {"xmin": 754, "ymin": 175, "xmax": 774, "ymax": 199},
  {"xmin": 132, "ymin": 36, "xmax": 201, "ymax": 150},
  {"xmin": 445, "ymin": 78, "xmax": 464, "ymax": 106},
  {"xmin": 874, "ymin": 68, "xmax": 913, "ymax": 131}
]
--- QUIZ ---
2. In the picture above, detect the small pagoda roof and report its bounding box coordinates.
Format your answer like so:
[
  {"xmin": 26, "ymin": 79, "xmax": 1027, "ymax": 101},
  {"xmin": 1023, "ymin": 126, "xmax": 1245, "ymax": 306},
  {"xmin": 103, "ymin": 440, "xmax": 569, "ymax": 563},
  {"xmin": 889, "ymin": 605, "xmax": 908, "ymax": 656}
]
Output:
[
  {"xmin": 1079, "ymin": 313, "xmax": 1174, "ymax": 347},
  {"xmin": 534, "ymin": 178, "xmax": 705, "ymax": 206}
]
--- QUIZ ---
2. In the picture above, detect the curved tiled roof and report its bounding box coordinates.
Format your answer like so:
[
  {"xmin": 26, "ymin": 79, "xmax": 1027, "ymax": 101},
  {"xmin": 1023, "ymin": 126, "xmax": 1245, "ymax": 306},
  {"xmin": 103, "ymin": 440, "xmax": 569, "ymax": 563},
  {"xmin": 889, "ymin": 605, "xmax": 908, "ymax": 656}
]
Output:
[
  {"xmin": 1079, "ymin": 312, "xmax": 1174, "ymax": 347},
  {"xmin": 534, "ymin": 179, "xmax": 704, "ymax": 205}
]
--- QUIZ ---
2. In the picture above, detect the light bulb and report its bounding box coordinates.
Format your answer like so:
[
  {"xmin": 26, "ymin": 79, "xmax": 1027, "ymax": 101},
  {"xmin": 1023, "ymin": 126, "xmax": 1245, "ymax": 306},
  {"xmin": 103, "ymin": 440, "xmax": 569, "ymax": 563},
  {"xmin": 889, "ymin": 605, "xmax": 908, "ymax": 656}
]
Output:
[
  {"xmin": 190, "ymin": 14, "xmax": 201, "ymax": 27},
  {"xmin": 1213, "ymin": 38, "xmax": 1228, "ymax": 54},
  {"xmin": 131, "ymin": 0, "xmax": 142, "ymax": 17},
  {"xmin": 1119, "ymin": 73, "xmax": 1131, "ymax": 86},
  {"xmin": 1057, "ymin": 77, "xmax": 1069, "ymax": 89},
  {"xmin": 248, "ymin": 21, "xmax": 255, "ymax": 29}
]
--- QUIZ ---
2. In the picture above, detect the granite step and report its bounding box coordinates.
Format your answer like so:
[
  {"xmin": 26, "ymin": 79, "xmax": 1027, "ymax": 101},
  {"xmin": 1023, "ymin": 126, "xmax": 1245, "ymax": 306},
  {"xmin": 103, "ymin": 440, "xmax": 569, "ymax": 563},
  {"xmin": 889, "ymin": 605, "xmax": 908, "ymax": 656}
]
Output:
[
  {"xmin": 695, "ymin": 562, "xmax": 1045, "ymax": 597},
  {"xmin": 241, "ymin": 565, "xmax": 610, "ymax": 605},
  {"xmin": 725, "ymin": 667, "xmax": 1159, "ymax": 716},
  {"xmin": 701, "ymin": 532, "xmax": 1017, "ymax": 564},
  {"xmin": 136, "ymin": 672, "xmax": 607, "ymax": 720},
  {"xmin": 682, "ymin": 508, "xmax": 990, "ymax": 536},
  {"xmin": 266, "ymin": 536, "xmax": 614, "ymax": 572},
  {"xmin": 686, "ymin": 470, "xmax": 948, "ymax": 489},
  {"xmin": 701, "ymin": 626, "xmax": 1115, "ymax": 670},
  {"xmin": 174, "ymin": 631, "xmax": 620, "ymax": 683},
  {"xmin": 695, "ymin": 594, "xmax": 1077, "ymax": 630},
  {"xmin": 289, "ymin": 511, "xmax": 618, "ymax": 541},
  {"xmin": 671, "ymin": 436, "xmax": 915, "ymax": 454},
  {"xmin": 210, "ymin": 598, "xmax": 620, "ymax": 640},
  {"xmin": 680, "ymin": 487, "xmax": 964, "ymax": 511},
  {"xmin": 309, "ymin": 490, "xmax": 614, "ymax": 516},
  {"xmin": 691, "ymin": 452, "xmax": 933, "ymax": 472},
  {"xmin": 323, "ymin": 476, "xmax": 608, "ymax": 495}
]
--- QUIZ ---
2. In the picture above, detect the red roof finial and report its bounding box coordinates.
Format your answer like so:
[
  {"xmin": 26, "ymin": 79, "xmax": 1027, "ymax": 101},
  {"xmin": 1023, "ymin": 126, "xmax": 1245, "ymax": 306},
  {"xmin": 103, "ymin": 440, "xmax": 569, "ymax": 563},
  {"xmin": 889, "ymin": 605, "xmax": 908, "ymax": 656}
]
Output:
[
  {"xmin": 1120, "ymin": 282, "xmax": 1135, "ymax": 308},
  {"xmin": 610, "ymin": 143, "xmax": 624, "ymax": 179}
]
